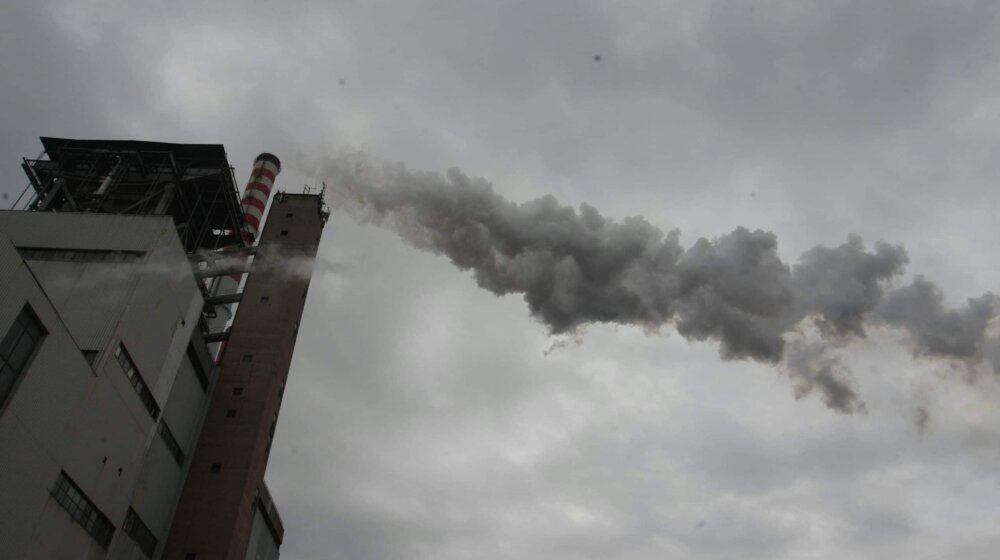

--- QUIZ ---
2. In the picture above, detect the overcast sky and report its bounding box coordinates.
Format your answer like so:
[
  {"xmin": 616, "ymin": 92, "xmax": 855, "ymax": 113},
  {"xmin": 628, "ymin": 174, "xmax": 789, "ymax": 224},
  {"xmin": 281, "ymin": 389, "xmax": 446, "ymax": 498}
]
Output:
[{"xmin": 4, "ymin": 1, "xmax": 1000, "ymax": 558}]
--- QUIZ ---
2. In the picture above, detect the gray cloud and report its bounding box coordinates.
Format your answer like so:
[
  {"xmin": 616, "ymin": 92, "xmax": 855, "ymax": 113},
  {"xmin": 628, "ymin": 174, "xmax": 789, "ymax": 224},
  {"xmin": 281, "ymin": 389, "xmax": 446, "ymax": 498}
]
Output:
[{"xmin": 6, "ymin": 1, "xmax": 1000, "ymax": 559}]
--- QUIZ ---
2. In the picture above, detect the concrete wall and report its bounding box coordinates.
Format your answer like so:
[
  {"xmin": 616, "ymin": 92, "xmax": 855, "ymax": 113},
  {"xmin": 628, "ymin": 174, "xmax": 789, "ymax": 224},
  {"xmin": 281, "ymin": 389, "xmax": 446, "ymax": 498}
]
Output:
[
  {"xmin": 0, "ymin": 211, "xmax": 217, "ymax": 560},
  {"xmin": 165, "ymin": 194, "xmax": 325, "ymax": 560}
]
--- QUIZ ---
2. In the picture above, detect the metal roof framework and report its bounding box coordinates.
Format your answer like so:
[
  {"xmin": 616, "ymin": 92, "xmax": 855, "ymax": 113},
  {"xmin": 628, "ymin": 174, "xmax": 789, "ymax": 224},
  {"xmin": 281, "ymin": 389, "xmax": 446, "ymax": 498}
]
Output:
[{"xmin": 20, "ymin": 137, "xmax": 250, "ymax": 253}]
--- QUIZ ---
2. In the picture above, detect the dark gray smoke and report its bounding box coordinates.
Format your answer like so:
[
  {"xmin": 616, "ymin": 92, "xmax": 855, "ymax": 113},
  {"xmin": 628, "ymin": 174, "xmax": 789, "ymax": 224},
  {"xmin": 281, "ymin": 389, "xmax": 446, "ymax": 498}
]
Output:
[
  {"xmin": 326, "ymin": 153, "xmax": 999, "ymax": 414},
  {"xmin": 876, "ymin": 277, "xmax": 998, "ymax": 360},
  {"xmin": 784, "ymin": 340, "xmax": 866, "ymax": 415}
]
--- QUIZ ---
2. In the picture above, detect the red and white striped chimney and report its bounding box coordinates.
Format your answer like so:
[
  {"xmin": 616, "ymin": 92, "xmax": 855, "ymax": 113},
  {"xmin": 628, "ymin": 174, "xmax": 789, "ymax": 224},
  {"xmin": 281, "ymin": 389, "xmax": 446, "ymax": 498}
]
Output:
[
  {"xmin": 240, "ymin": 153, "xmax": 281, "ymax": 245},
  {"xmin": 208, "ymin": 152, "xmax": 282, "ymax": 363}
]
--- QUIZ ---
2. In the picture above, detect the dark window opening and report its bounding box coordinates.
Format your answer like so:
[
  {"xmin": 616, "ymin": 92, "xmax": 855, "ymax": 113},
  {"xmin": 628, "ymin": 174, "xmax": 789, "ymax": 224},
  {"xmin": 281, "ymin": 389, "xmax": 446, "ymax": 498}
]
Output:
[
  {"xmin": 123, "ymin": 507, "xmax": 158, "ymax": 558},
  {"xmin": 18, "ymin": 247, "xmax": 144, "ymax": 263},
  {"xmin": 226, "ymin": 409, "xmax": 237, "ymax": 418},
  {"xmin": 114, "ymin": 344, "xmax": 160, "ymax": 420},
  {"xmin": 51, "ymin": 471, "xmax": 114, "ymax": 548},
  {"xmin": 210, "ymin": 463, "xmax": 222, "ymax": 473},
  {"xmin": 279, "ymin": 230, "xmax": 289, "ymax": 236},
  {"xmin": 186, "ymin": 344, "xmax": 209, "ymax": 391},
  {"xmin": 260, "ymin": 296, "xmax": 270, "ymax": 303},
  {"xmin": 233, "ymin": 387, "xmax": 244, "ymax": 396},
  {"xmin": 285, "ymin": 213, "xmax": 294, "ymax": 218},
  {"xmin": 1, "ymin": 304, "xmax": 47, "ymax": 411},
  {"xmin": 158, "ymin": 421, "xmax": 185, "ymax": 466}
]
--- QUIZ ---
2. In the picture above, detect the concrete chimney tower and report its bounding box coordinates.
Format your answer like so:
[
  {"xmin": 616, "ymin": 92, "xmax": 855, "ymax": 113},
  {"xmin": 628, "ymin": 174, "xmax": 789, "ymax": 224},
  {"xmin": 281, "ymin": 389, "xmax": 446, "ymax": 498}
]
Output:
[{"xmin": 164, "ymin": 191, "xmax": 327, "ymax": 560}]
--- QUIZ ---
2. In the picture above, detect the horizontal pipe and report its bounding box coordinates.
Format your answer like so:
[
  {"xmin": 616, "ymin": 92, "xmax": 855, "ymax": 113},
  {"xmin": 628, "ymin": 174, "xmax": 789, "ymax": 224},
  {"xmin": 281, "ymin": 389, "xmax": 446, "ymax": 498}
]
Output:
[
  {"xmin": 203, "ymin": 331, "xmax": 230, "ymax": 343},
  {"xmin": 204, "ymin": 292, "xmax": 243, "ymax": 306},
  {"xmin": 194, "ymin": 262, "xmax": 252, "ymax": 279}
]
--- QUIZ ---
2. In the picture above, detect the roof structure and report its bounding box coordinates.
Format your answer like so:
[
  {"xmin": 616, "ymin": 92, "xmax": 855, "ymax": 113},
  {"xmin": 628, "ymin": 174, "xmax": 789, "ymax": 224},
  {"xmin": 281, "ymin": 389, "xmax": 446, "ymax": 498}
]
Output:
[{"xmin": 21, "ymin": 137, "xmax": 248, "ymax": 253}]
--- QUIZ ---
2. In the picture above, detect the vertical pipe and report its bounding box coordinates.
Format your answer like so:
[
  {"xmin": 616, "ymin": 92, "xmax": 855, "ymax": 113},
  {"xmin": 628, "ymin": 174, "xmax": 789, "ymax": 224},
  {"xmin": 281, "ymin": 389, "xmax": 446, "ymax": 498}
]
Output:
[
  {"xmin": 96, "ymin": 156, "xmax": 122, "ymax": 195},
  {"xmin": 153, "ymin": 182, "xmax": 176, "ymax": 215}
]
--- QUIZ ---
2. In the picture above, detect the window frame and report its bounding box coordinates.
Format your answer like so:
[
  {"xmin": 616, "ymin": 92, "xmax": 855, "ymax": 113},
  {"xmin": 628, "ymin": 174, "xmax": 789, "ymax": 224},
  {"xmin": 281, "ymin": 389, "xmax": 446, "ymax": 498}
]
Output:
[
  {"xmin": 0, "ymin": 304, "xmax": 47, "ymax": 414},
  {"xmin": 157, "ymin": 420, "xmax": 185, "ymax": 466},
  {"xmin": 186, "ymin": 344, "xmax": 209, "ymax": 391},
  {"xmin": 114, "ymin": 343, "xmax": 160, "ymax": 420},
  {"xmin": 18, "ymin": 246, "xmax": 144, "ymax": 263},
  {"xmin": 123, "ymin": 507, "xmax": 158, "ymax": 558},
  {"xmin": 51, "ymin": 471, "xmax": 115, "ymax": 548}
]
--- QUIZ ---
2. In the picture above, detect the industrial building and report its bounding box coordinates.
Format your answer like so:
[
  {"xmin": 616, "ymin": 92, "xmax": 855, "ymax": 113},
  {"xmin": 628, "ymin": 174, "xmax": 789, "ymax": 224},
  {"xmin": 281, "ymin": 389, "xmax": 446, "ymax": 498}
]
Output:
[{"xmin": 0, "ymin": 138, "xmax": 327, "ymax": 559}]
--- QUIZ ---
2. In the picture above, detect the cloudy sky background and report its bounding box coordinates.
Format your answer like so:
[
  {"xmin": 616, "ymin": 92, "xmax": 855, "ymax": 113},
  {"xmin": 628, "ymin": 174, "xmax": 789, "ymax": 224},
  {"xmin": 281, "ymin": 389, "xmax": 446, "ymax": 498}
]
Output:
[{"xmin": 4, "ymin": 1, "xmax": 1000, "ymax": 558}]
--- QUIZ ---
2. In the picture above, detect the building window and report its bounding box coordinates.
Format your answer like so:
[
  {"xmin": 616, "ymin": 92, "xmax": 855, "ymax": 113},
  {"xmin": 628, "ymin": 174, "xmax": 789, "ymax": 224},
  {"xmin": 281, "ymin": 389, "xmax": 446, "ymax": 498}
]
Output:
[
  {"xmin": 260, "ymin": 296, "xmax": 270, "ymax": 303},
  {"xmin": 186, "ymin": 344, "xmax": 209, "ymax": 391},
  {"xmin": 123, "ymin": 507, "xmax": 158, "ymax": 558},
  {"xmin": 279, "ymin": 230, "xmax": 289, "ymax": 236},
  {"xmin": 210, "ymin": 464, "xmax": 222, "ymax": 473},
  {"xmin": 232, "ymin": 387, "xmax": 244, "ymax": 396},
  {"xmin": 226, "ymin": 409, "xmax": 237, "ymax": 418},
  {"xmin": 51, "ymin": 471, "xmax": 114, "ymax": 548},
  {"xmin": 18, "ymin": 247, "xmax": 144, "ymax": 263},
  {"xmin": 114, "ymin": 344, "xmax": 160, "ymax": 420},
  {"xmin": 1, "ymin": 304, "xmax": 46, "ymax": 411},
  {"xmin": 158, "ymin": 420, "xmax": 185, "ymax": 466}
]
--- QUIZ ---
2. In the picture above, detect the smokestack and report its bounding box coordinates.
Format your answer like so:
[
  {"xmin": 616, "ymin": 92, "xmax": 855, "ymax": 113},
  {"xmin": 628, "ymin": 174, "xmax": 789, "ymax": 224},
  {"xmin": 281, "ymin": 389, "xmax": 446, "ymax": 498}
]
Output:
[{"xmin": 241, "ymin": 153, "xmax": 281, "ymax": 245}]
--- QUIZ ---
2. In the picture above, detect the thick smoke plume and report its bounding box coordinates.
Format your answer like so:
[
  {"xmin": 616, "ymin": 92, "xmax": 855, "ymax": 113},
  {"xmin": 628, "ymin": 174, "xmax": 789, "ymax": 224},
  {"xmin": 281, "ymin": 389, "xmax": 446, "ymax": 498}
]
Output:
[{"xmin": 326, "ymin": 153, "xmax": 999, "ymax": 414}]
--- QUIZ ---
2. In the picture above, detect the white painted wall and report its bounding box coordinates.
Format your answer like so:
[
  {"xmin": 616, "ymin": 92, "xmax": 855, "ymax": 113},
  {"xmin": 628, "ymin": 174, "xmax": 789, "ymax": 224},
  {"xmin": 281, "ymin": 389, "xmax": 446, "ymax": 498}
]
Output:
[{"xmin": 0, "ymin": 211, "xmax": 217, "ymax": 560}]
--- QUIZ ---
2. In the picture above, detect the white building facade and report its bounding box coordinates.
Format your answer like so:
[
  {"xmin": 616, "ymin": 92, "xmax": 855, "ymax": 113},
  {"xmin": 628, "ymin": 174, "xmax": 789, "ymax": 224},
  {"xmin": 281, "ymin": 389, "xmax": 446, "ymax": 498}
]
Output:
[{"xmin": 0, "ymin": 211, "xmax": 218, "ymax": 559}]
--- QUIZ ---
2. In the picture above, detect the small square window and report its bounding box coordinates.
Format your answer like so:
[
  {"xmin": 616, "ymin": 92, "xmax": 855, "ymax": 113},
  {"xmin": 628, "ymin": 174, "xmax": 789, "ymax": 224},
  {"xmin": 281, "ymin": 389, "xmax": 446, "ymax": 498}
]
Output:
[
  {"xmin": 280, "ymin": 230, "xmax": 289, "ymax": 236},
  {"xmin": 260, "ymin": 296, "xmax": 270, "ymax": 303},
  {"xmin": 210, "ymin": 464, "xmax": 221, "ymax": 473},
  {"xmin": 242, "ymin": 354, "xmax": 252, "ymax": 363},
  {"xmin": 285, "ymin": 213, "xmax": 293, "ymax": 218},
  {"xmin": 232, "ymin": 387, "xmax": 244, "ymax": 396},
  {"xmin": 226, "ymin": 409, "xmax": 236, "ymax": 417}
]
